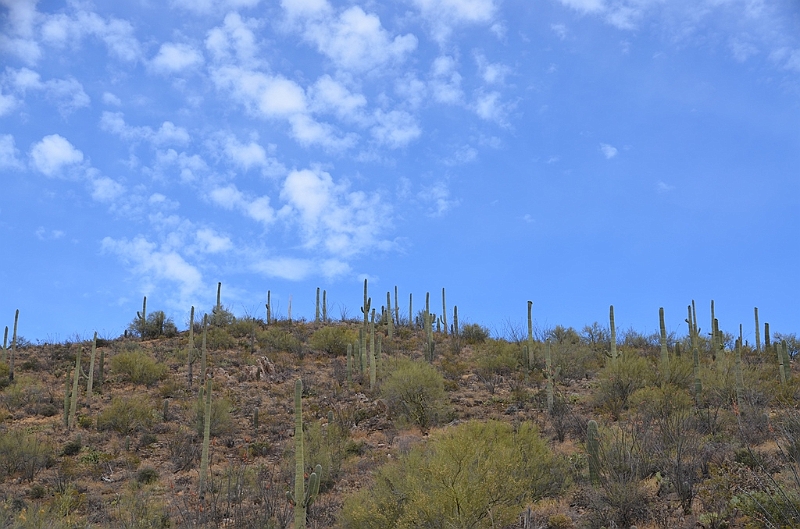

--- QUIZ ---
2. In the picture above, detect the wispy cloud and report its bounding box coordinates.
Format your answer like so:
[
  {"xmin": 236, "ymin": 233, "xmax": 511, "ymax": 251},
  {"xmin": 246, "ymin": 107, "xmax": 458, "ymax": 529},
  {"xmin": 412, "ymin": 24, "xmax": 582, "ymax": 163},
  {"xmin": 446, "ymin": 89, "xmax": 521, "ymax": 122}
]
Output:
[
  {"xmin": 149, "ymin": 42, "xmax": 204, "ymax": 74},
  {"xmin": 599, "ymin": 143, "xmax": 618, "ymax": 159},
  {"xmin": 656, "ymin": 181, "xmax": 674, "ymax": 193}
]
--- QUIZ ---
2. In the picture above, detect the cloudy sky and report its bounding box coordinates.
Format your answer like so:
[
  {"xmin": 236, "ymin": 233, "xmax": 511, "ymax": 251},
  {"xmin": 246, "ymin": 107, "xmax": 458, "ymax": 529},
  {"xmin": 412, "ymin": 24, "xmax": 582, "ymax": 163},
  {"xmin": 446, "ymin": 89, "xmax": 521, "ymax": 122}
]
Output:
[{"xmin": 1, "ymin": 0, "xmax": 799, "ymax": 343}]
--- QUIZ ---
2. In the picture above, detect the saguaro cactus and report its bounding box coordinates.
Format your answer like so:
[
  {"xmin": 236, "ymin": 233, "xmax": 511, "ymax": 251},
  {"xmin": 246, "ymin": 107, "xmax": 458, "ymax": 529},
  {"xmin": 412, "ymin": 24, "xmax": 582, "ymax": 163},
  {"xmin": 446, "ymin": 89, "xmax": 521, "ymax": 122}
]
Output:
[
  {"xmin": 361, "ymin": 279, "xmax": 371, "ymax": 327},
  {"xmin": 68, "ymin": 344, "xmax": 81, "ymax": 430},
  {"xmin": 527, "ymin": 301, "xmax": 535, "ymax": 369},
  {"xmin": 10, "ymin": 309, "xmax": 18, "ymax": 381},
  {"xmin": 609, "ymin": 305, "xmax": 618, "ymax": 366},
  {"xmin": 386, "ymin": 292, "xmax": 393, "ymax": 340},
  {"xmin": 187, "ymin": 306, "xmax": 195, "ymax": 388},
  {"xmin": 86, "ymin": 332, "xmax": 97, "ymax": 401},
  {"xmin": 315, "ymin": 287, "xmax": 321, "ymax": 323},
  {"xmin": 441, "ymin": 288, "xmax": 448, "ymax": 336},
  {"xmin": 1, "ymin": 326, "xmax": 7, "ymax": 363},
  {"xmin": 545, "ymin": 340, "xmax": 554, "ymax": 414},
  {"xmin": 266, "ymin": 291, "xmax": 272, "ymax": 325},
  {"xmin": 735, "ymin": 324, "xmax": 744, "ymax": 405},
  {"xmin": 200, "ymin": 314, "xmax": 208, "ymax": 382},
  {"xmin": 322, "ymin": 290, "xmax": 327, "ymax": 323},
  {"xmin": 754, "ymin": 307, "xmax": 761, "ymax": 353},
  {"xmin": 453, "ymin": 305, "xmax": 459, "ymax": 337},
  {"xmin": 288, "ymin": 379, "xmax": 321, "ymax": 528},
  {"xmin": 199, "ymin": 378, "xmax": 212, "ymax": 496},
  {"xmin": 587, "ymin": 420, "xmax": 600, "ymax": 486},
  {"xmin": 659, "ymin": 308, "xmax": 669, "ymax": 385},
  {"xmin": 369, "ymin": 309, "xmax": 377, "ymax": 390},
  {"xmin": 138, "ymin": 297, "xmax": 147, "ymax": 340}
]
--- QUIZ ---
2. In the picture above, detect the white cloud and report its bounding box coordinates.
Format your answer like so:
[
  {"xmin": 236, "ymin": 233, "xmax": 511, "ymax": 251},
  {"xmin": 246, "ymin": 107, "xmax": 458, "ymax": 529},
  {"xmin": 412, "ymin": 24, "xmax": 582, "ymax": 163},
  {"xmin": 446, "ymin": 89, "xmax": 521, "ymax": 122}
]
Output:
[
  {"xmin": 100, "ymin": 112, "xmax": 191, "ymax": 147},
  {"xmin": 296, "ymin": 6, "xmax": 418, "ymax": 72},
  {"xmin": 308, "ymin": 75, "xmax": 367, "ymax": 120},
  {"xmin": 102, "ymin": 92, "xmax": 122, "ymax": 106},
  {"xmin": 35, "ymin": 227, "xmax": 65, "ymax": 240},
  {"xmin": 599, "ymin": 143, "xmax": 618, "ymax": 159},
  {"xmin": 253, "ymin": 257, "xmax": 313, "ymax": 281},
  {"xmin": 5, "ymin": 68, "xmax": 90, "ymax": 115},
  {"xmin": 473, "ymin": 89, "xmax": 509, "ymax": 124},
  {"xmin": 281, "ymin": 0, "xmax": 332, "ymax": 20},
  {"xmin": 221, "ymin": 135, "xmax": 286, "ymax": 175},
  {"xmin": 101, "ymin": 235, "xmax": 203, "ymax": 301},
  {"xmin": 419, "ymin": 180, "xmax": 459, "ymax": 216},
  {"xmin": 371, "ymin": 109, "xmax": 421, "ymax": 148},
  {"xmin": 279, "ymin": 167, "xmax": 391, "ymax": 256},
  {"xmin": 475, "ymin": 53, "xmax": 512, "ymax": 84},
  {"xmin": 150, "ymin": 42, "xmax": 204, "ymax": 73},
  {"xmin": 412, "ymin": 0, "xmax": 497, "ymax": 42},
  {"xmin": 209, "ymin": 184, "xmax": 276, "ymax": 226},
  {"xmin": 205, "ymin": 12, "xmax": 260, "ymax": 66},
  {"xmin": 0, "ymin": 134, "xmax": 23, "ymax": 169},
  {"xmin": 556, "ymin": 0, "xmax": 605, "ymax": 14},
  {"xmin": 657, "ymin": 181, "xmax": 675, "ymax": 193},
  {"xmin": 29, "ymin": 134, "xmax": 84, "ymax": 176},
  {"xmin": 551, "ymin": 23, "xmax": 568, "ymax": 40},
  {"xmin": 430, "ymin": 55, "xmax": 464, "ymax": 104},
  {"xmin": 0, "ymin": 0, "xmax": 41, "ymax": 63},
  {"xmin": 171, "ymin": 0, "xmax": 260, "ymax": 14},
  {"xmin": 40, "ymin": 10, "xmax": 142, "ymax": 62},
  {"xmin": 320, "ymin": 258, "xmax": 351, "ymax": 278},
  {"xmin": 195, "ymin": 228, "xmax": 233, "ymax": 253},
  {"xmin": 155, "ymin": 149, "xmax": 208, "ymax": 182},
  {"xmin": 211, "ymin": 66, "xmax": 355, "ymax": 149},
  {"xmin": 444, "ymin": 144, "xmax": 478, "ymax": 165},
  {"xmin": 90, "ymin": 176, "xmax": 125, "ymax": 203}
]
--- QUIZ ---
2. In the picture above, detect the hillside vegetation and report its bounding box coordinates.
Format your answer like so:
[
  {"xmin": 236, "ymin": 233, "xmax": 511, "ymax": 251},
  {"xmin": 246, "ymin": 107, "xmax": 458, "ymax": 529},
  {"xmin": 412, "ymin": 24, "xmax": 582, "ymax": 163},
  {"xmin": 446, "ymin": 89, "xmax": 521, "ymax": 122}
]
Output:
[{"xmin": 0, "ymin": 286, "xmax": 799, "ymax": 529}]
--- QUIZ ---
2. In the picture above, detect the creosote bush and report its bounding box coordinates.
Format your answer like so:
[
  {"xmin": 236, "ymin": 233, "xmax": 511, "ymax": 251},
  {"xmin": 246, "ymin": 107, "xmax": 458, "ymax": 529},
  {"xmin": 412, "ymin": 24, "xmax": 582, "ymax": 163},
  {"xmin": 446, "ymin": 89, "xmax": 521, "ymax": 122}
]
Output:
[
  {"xmin": 97, "ymin": 395, "xmax": 156, "ymax": 435},
  {"xmin": 111, "ymin": 350, "xmax": 167, "ymax": 386},
  {"xmin": 380, "ymin": 358, "xmax": 446, "ymax": 431},
  {"xmin": 128, "ymin": 310, "xmax": 178, "ymax": 339},
  {"xmin": 194, "ymin": 394, "xmax": 233, "ymax": 437},
  {"xmin": 339, "ymin": 420, "xmax": 568, "ymax": 528},
  {"xmin": 460, "ymin": 323, "xmax": 490, "ymax": 344},
  {"xmin": 0, "ymin": 429, "xmax": 52, "ymax": 481},
  {"xmin": 309, "ymin": 326, "xmax": 357, "ymax": 356}
]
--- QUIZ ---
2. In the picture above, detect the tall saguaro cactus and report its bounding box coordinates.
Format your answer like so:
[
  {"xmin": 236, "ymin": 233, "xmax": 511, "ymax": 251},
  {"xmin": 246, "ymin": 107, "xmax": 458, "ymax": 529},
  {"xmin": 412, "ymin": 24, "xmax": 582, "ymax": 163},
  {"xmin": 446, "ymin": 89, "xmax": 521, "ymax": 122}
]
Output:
[
  {"xmin": 545, "ymin": 340, "xmax": 554, "ymax": 414},
  {"xmin": 754, "ymin": 307, "xmax": 761, "ymax": 353},
  {"xmin": 266, "ymin": 291, "xmax": 272, "ymax": 325},
  {"xmin": 361, "ymin": 279, "xmax": 371, "ymax": 327},
  {"xmin": 10, "ymin": 309, "xmax": 18, "ymax": 381},
  {"xmin": 386, "ymin": 292, "xmax": 393, "ymax": 340},
  {"xmin": 289, "ymin": 379, "xmax": 320, "ymax": 528},
  {"xmin": 735, "ymin": 324, "xmax": 744, "ymax": 405},
  {"xmin": 609, "ymin": 305, "xmax": 618, "ymax": 366},
  {"xmin": 86, "ymin": 332, "xmax": 97, "ymax": 401},
  {"xmin": 587, "ymin": 420, "xmax": 600, "ymax": 486},
  {"xmin": 187, "ymin": 306, "xmax": 195, "ymax": 388},
  {"xmin": 441, "ymin": 288, "xmax": 448, "ymax": 336},
  {"xmin": 68, "ymin": 344, "xmax": 81, "ymax": 430},
  {"xmin": 659, "ymin": 308, "xmax": 669, "ymax": 385},
  {"xmin": 199, "ymin": 378, "xmax": 212, "ymax": 497},
  {"xmin": 527, "ymin": 301, "xmax": 535, "ymax": 369},
  {"xmin": 138, "ymin": 297, "xmax": 147, "ymax": 340}
]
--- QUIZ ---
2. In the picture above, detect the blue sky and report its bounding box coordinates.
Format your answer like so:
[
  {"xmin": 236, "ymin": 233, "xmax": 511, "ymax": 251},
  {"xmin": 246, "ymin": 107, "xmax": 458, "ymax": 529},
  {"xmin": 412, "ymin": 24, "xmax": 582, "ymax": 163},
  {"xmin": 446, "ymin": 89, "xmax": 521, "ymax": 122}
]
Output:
[{"xmin": 1, "ymin": 0, "xmax": 799, "ymax": 343}]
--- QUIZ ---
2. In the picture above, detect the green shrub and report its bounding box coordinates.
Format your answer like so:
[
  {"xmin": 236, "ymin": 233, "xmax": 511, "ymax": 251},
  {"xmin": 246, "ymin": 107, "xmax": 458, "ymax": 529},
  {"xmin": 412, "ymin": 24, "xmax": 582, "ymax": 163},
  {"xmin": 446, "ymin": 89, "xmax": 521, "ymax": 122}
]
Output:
[
  {"xmin": 111, "ymin": 350, "xmax": 167, "ymax": 386},
  {"xmin": 206, "ymin": 327, "xmax": 236, "ymax": 350},
  {"xmin": 194, "ymin": 394, "xmax": 233, "ymax": 437},
  {"xmin": 0, "ymin": 429, "xmax": 52, "ymax": 481},
  {"xmin": 473, "ymin": 340, "xmax": 520, "ymax": 377},
  {"xmin": 593, "ymin": 353, "xmax": 654, "ymax": 420},
  {"xmin": 339, "ymin": 420, "xmax": 568, "ymax": 528},
  {"xmin": 136, "ymin": 466, "xmax": 159, "ymax": 484},
  {"xmin": 380, "ymin": 358, "xmax": 446, "ymax": 431},
  {"xmin": 257, "ymin": 327, "xmax": 302, "ymax": 355},
  {"xmin": 310, "ymin": 326, "xmax": 357, "ymax": 356},
  {"xmin": 97, "ymin": 395, "xmax": 155, "ymax": 435},
  {"xmin": 128, "ymin": 310, "xmax": 178, "ymax": 339},
  {"xmin": 461, "ymin": 323, "xmax": 490, "ymax": 344},
  {"xmin": 304, "ymin": 416, "xmax": 351, "ymax": 491}
]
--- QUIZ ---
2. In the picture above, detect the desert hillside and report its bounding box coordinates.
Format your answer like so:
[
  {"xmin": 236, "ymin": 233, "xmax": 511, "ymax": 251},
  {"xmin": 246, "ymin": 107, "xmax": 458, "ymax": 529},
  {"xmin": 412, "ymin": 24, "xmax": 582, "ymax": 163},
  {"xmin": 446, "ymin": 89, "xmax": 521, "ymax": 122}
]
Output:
[{"xmin": 0, "ymin": 289, "xmax": 798, "ymax": 529}]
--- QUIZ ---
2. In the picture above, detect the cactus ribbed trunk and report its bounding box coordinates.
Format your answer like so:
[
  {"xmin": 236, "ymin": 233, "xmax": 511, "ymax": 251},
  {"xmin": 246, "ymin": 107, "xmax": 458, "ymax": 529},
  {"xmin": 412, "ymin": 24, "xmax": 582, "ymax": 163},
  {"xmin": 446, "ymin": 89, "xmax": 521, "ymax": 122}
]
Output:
[
  {"xmin": 754, "ymin": 307, "xmax": 761, "ymax": 353},
  {"xmin": 441, "ymin": 288, "xmax": 448, "ymax": 336},
  {"xmin": 545, "ymin": 340, "xmax": 553, "ymax": 414},
  {"xmin": 609, "ymin": 305, "xmax": 617, "ymax": 366},
  {"xmin": 315, "ymin": 287, "xmax": 320, "ymax": 323},
  {"xmin": 659, "ymin": 308, "xmax": 669, "ymax": 385},
  {"xmin": 369, "ymin": 309, "xmax": 376, "ymax": 390},
  {"xmin": 527, "ymin": 301, "xmax": 534, "ymax": 369},
  {"xmin": 361, "ymin": 279, "xmax": 370, "ymax": 327},
  {"xmin": 293, "ymin": 379, "xmax": 307, "ymax": 528},
  {"xmin": 453, "ymin": 305, "xmax": 458, "ymax": 337},
  {"xmin": 200, "ymin": 314, "xmax": 208, "ymax": 382},
  {"xmin": 735, "ymin": 324, "xmax": 744, "ymax": 405},
  {"xmin": 322, "ymin": 290, "xmax": 327, "ymax": 323},
  {"xmin": 10, "ymin": 310, "xmax": 18, "ymax": 381},
  {"xmin": 199, "ymin": 378, "xmax": 212, "ymax": 496},
  {"xmin": 188, "ymin": 306, "xmax": 195, "ymax": 388},
  {"xmin": 1, "ymin": 326, "xmax": 6, "ymax": 364},
  {"xmin": 266, "ymin": 291, "xmax": 271, "ymax": 325},
  {"xmin": 86, "ymin": 332, "xmax": 97, "ymax": 401},
  {"xmin": 68, "ymin": 345, "xmax": 81, "ymax": 430},
  {"xmin": 587, "ymin": 420, "xmax": 600, "ymax": 486},
  {"xmin": 394, "ymin": 286, "xmax": 400, "ymax": 327},
  {"xmin": 409, "ymin": 293, "xmax": 413, "ymax": 328},
  {"xmin": 386, "ymin": 292, "xmax": 393, "ymax": 340}
]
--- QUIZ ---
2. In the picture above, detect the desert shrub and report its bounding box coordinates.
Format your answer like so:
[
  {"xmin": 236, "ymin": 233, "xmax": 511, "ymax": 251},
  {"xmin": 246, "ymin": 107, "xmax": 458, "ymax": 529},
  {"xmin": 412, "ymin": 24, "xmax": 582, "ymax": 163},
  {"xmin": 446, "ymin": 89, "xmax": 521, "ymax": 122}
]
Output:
[
  {"xmin": 257, "ymin": 327, "xmax": 302, "ymax": 355},
  {"xmin": 593, "ymin": 353, "xmax": 654, "ymax": 420},
  {"xmin": 228, "ymin": 316, "xmax": 260, "ymax": 338},
  {"xmin": 208, "ymin": 305, "xmax": 235, "ymax": 327},
  {"xmin": 304, "ymin": 415, "xmax": 351, "ymax": 491},
  {"xmin": 194, "ymin": 393, "xmax": 233, "ymax": 437},
  {"xmin": 473, "ymin": 340, "xmax": 520, "ymax": 377},
  {"xmin": 0, "ymin": 374, "xmax": 49, "ymax": 414},
  {"xmin": 111, "ymin": 350, "xmax": 167, "ymax": 386},
  {"xmin": 128, "ymin": 310, "xmax": 178, "ymax": 339},
  {"xmin": 310, "ymin": 326, "xmax": 357, "ymax": 356},
  {"xmin": 167, "ymin": 427, "xmax": 200, "ymax": 472},
  {"xmin": 0, "ymin": 361, "xmax": 9, "ymax": 389},
  {"xmin": 380, "ymin": 358, "xmax": 446, "ymax": 431},
  {"xmin": 0, "ymin": 429, "xmax": 52, "ymax": 481},
  {"xmin": 461, "ymin": 323, "xmax": 490, "ymax": 344},
  {"xmin": 97, "ymin": 395, "xmax": 155, "ymax": 435},
  {"xmin": 136, "ymin": 466, "xmax": 159, "ymax": 485},
  {"xmin": 206, "ymin": 327, "xmax": 236, "ymax": 350},
  {"xmin": 339, "ymin": 420, "xmax": 568, "ymax": 528}
]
